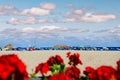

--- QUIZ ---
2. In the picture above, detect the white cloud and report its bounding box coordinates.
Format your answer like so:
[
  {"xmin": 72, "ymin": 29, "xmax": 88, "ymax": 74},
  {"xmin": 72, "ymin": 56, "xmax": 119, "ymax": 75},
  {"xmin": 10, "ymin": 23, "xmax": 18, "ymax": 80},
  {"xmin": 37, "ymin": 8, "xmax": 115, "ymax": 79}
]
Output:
[
  {"xmin": 0, "ymin": 5, "xmax": 16, "ymax": 15},
  {"xmin": 93, "ymin": 29, "xmax": 109, "ymax": 33},
  {"xmin": 80, "ymin": 13, "xmax": 116, "ymax": 22},
  {"xmin": 63, "ymin": 18, "xmax": 76, "ymax": 23},
  {"xmin": 117, "ymin": 25, "xmax": 120, "ymax": 28},
  {"xmin": 0, "ymin": 26, "xmax": 90, "ymax": 46},
  {"xmin": 40, "ymin": 3, "xmax": 56, "ymax": 10},
  {"xmin": 20, "ymin": 3, "xmax": 56, "ymax": 16},
  {"xmin": 109, "ymin": 24, "xmax": 120, "ymax": 37},
  {"xmin": 38, "ymin": 19, "xmax": 48, "ymax": 23},
  {"xmin": 21, "ymin": 26, "xmax": 88, "ymax": 33},
  {"xmin": 39, "ymin": 26, "xmax": 60, "ymax": 31},
  {"xmin": 1, "ymin": 26, "xmax": 120, "ymax": 46},
  {"xmin": 0, "ymin": 26, "xmax": 89, "ymax": 36},
  {"xmin": 21, "ymin": 26, "xmax": 61, "ymax": 33},
  {"xmin": 65, "ymin": 9, "xmax": 84, "ymax": 18},
  {"xmin": 108, "ymin": 29, "xmax": 120, "ymax": 37},
  {"xmin": 7, "ymin": 17, "xmax": 57, "ymax": 25},
  {"xmin": 7, "ymin": 17, "xmax": 37, "ymax": 25},
  {"xmin": 0, "ymin": 3, "xmax": 56, "ymax": 16},
  {"xmin": 19, "ymin": 3, "xmax": 56, "ymax": 16},
  {"xmin": 0, "ymin": 11, "xmax": 5, "ymax": 15},
  {"xmin": 20, "ymin": 7, "xmax": 51, "ymax": 16},
  {"xmin": 73, "ymin": 9, "xmax": 83, "ymax": 15},
  {"xmin": 49, "ymin": 19, "xmax": 57, "ymax": 23},
  {"xmin": 109, "ymin": 29, "xmax": 120, "ymax": 34},
  {"xmin": 0, "ymin": 5, "xmax": 15, "ymax": 10},
  {"xmin": 67, "ymin": 4, "xmax": 74, "ymax": 9},
  {"xmin": 63, "ymin": 9, "xmax": 116, "ymax": 23}
]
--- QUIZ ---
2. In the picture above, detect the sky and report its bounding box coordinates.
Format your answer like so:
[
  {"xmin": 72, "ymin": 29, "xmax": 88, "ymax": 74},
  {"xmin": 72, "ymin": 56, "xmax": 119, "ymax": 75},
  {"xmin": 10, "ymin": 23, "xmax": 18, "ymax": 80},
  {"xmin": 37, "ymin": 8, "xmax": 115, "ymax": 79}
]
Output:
[{"xmin": 0, "ymin": 0, "xmax": 120, "ymax": 47}]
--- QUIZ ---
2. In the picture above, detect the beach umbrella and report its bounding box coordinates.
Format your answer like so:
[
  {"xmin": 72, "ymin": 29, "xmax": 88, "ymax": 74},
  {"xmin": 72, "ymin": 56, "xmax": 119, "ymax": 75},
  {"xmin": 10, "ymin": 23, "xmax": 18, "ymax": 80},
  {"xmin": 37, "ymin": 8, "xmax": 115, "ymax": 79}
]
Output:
[
  {"xmin": 53, "ymin": 45, "xmax": 65, "ymax": 49},
  {"xmin": 4, "ymin": 44, "xmax": 16, "ymax": 50}
]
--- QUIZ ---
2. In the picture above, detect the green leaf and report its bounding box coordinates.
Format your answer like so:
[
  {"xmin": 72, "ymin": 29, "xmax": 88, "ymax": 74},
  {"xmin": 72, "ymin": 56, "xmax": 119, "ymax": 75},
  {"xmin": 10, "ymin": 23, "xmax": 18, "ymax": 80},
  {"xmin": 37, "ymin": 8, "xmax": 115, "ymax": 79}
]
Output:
[
  {"xmin": 50, "ymin": 64, "xmax": 61, "ymax": 75},
  {"xmin": 60, "ymin": 64, "xmax": 65, "ymax": 72},
  {"xmin": 50, "ymin": 66, "xmax": 55, "ymax": 73},
  {"xmin": 79, "ymin": 76, "xmax": 89, "ymax": 80},
  {"xmin": 43, "ymin": 76, "xmax": 47, "ymax": 80},
  {"xmin": 29, "ymin": 73, "xmax": 36, "ymax": 78}
]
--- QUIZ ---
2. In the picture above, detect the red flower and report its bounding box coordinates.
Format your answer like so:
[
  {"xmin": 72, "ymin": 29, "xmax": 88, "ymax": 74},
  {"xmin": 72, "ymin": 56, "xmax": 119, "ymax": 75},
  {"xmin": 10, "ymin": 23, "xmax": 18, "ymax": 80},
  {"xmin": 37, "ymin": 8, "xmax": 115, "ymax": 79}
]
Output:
[
  {"xmin": 47, "ymin": 56, "xmax": 56, "ymax": 66},
  {"xmin": 35, "ymin": 62, "xmax": 49, "ymax": 75},
  {"xmin": 84, "ymin": 66, "xmax": 97, "ymax": 80},
  {"xmin": 48, "ymin": 72, "xmax": 73, "ymax": 80},
  {"xmin": 97, "ymin": 66, "xmax": 116, "ymax": 80},
  {"xmin": 117, "ymin": 59, "xmax": 120, "ymax": 71},
  {"xmin": 65, "ymin": 66, "xmax": 80, "ymax": 79},
  {"xmin": 47, "ymin": 55, "xmax": 64, "ymax": 66},
  {"xmin": 55, "ymin": 55, "xmax": 64, "ymax": 64},
  {"xmin": 0, "ymin": 63, "xmax": 15, "ymax": 80},
  {"xmin": 0, "ymin": 54, "xmax": 29, "ymax": 80},
  {"xmin": 116, "ymin": 59, "xmax": 120, "ymax": 79},
  {"xmin": 67, "ymin": 51, "xmax": 71, "ymax": 57},
  {"xmin": 84, "ymin": 66, "xmax": 117, "ymax": 80},
  {"xmin": 67, "ymin": 52, "xmax": 82, "ymax": 66}
]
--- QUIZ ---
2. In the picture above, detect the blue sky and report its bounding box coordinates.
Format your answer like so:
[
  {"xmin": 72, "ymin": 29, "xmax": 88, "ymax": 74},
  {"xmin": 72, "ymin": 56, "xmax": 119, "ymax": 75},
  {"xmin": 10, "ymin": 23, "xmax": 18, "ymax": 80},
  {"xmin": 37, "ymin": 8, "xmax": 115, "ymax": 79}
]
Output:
[{"xmin": 0, "ymin": 0, "xmax": 120, "ymax": 47}]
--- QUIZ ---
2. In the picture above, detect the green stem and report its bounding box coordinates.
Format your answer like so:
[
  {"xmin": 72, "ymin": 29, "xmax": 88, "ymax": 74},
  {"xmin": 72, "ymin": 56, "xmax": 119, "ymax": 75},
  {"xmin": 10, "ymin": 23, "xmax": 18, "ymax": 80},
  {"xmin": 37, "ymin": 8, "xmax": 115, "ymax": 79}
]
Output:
[{"xmin": 42, "ymin": 75, "xmax": 47, "ymax": 80}]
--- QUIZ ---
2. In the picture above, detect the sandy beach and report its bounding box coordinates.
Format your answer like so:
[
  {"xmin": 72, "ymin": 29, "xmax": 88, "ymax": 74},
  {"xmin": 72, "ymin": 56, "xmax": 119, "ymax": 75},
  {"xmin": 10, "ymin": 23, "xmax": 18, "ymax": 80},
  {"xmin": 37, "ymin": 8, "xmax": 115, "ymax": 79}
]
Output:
[{"xmin": 0, "ymin": 50, "xmax": 120, "ymax": 76}]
